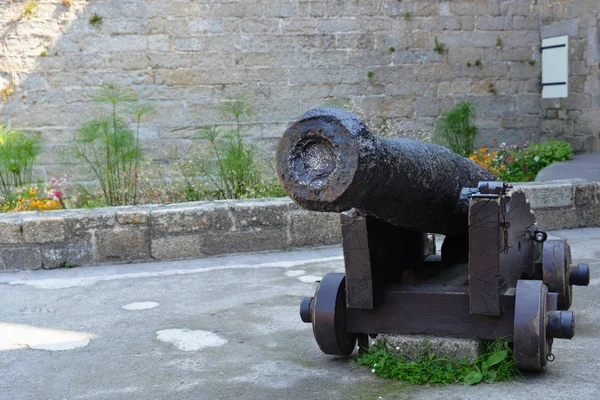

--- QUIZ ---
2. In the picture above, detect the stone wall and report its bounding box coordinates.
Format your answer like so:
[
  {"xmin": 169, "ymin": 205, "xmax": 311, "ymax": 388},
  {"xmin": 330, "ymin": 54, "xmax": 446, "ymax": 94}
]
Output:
[
  {"xmin": 0, "ymin": 180, "xmax": 598, "ymax": 271},
  {"xmin": 0, "ymin": 0, "xmax": 598, "ymax": 183},
  {"xmin": 0, "ymin": 197, "xmax": 343, "ymax": 270},
  {"xmin": 539, "ymin": 1, "xmax": 600, "ymax": 152}
]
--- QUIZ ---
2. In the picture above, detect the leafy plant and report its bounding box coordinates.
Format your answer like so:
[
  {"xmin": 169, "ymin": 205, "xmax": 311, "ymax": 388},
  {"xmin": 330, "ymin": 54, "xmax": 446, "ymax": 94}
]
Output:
[
  {"xmin": 528, "ymin": 60, "xmax": 536, "ymax": 66},
  {"xmin": 367, "ymin": 70, "xmax": 375, "ymax": 78},
  {"xmin": 434, "ymin": 37, "xmax": 447, "ymax": 54},
  {"xmin": 470, "ymin": 140, "xmax": 573, "ymax": 182},
  {"xmin": 474, "ymin": 58, "xmax": 482, "ymax": 67},
  {"xmin": 197, "ymin": 95, "xmax": 285, "ymax": 200},
  {"xmin": 435, "ymin": 102, "xmax": 478, "ymax": 157},
  {"xmin": 0, "ymin": 124, "xmax": 42, "ymax": 201},
  {"xmin": 388, "ymin": 47, "xmax": 396, "ymax": 53},
  {"xmin": 466, "ymin": 61, "xmax": 472, "ymax": 67},
  {"xmin": 488, "ymin": 82, "xmax": 498, "ymax": 95},
  {"xmin": 89, "ymin": 13, "xmax": 103, "ymax": 25},
  {"xmin": 403, "ymin": 12, "xmax": 412, "ymax": 21},
  {"xmin": 75, "ymin": 83, "xmax": 153, "ymax": 206},
  {"xmin": 355, "ymin": 338, "xmax": 521, "ymax": 386},
  {"xmin": 496, "ymin": 36, "xmax": 503, "ymax": 47}
]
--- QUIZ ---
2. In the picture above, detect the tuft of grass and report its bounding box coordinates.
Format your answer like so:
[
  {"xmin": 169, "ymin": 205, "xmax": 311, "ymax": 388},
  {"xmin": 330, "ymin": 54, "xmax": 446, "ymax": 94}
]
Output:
[
  {"xmin": 488, "ymin": 82, "xmax": 498, "ymax": 95},
  {"xmin": 466, "ymin": 61, "xmax": 472, "ymax": 67},
  {"xmin": 403, "ymin": 12, "xmax": 412, "ymax": 21},
  {"xmin": 474, "ymin": 58, "xmax": 482, "ymax": 67},
  {"xmin": 89, "ymin": 13, "xmax": 103, "ymax": 25},
  {"xmin": 355, "ymin": 338, "xmax": 521, "ymax": 386},
  {"xmin": 388, "ymin": 47, "xmax": 396, "ymax": 53},
  {"xmin": 496, "ymin": 36, "xmax": 503, "ymax": 47},
  {"xmin": 367, "ymin": 70, "xmax": 375, "ymax": 78},
  {"xmin": 22, "ymin": 1, "xmax": 38, "ymax": 17},
  {"xmin": 434, "ymin": 36, "xmax": 447, "ymax": 54},
  {"xmin": 528, "ymin": 60, "xmax": 536, "ymax": 66}
]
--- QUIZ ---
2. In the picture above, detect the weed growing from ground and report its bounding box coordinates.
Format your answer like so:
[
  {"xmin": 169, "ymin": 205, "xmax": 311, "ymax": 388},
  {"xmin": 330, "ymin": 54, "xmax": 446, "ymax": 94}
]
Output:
[
  {"xmin": 89, "ymin": 13, "xmax": 103, "ymax": 25},
  {"xmin": 355, "ymin": 338, "xmax": 521, "ymax": 386},
  {"xmin": 434, "ymin": 37, "xmax": 447, "ymax": 54},
  {"xmin": 22, "ymin": 1, "xmax": 38, "ymax": 18}
]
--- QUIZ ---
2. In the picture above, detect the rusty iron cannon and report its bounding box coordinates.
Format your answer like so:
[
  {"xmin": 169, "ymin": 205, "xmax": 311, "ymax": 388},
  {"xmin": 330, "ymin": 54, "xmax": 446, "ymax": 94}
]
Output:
[{"xmin": 276, "ymin": 108, "xmax": 590, "ymax": 371}]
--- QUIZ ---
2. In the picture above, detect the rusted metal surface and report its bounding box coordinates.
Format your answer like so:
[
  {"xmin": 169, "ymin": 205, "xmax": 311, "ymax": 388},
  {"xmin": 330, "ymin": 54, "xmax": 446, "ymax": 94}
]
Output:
[
  {"xmin": 276, "ymin": 108, "xmax": 495, "ymax": 236},
  {"xmin": 310, "ymin": 273, "xmax": 357, "ymax": 356},
  {"xmin": 542, "ymin": 240, "xmax": 572, "ymax": 310},
  {"xmin": 513, "ymin": 280, "xmax": 548, "ymax": 371}
]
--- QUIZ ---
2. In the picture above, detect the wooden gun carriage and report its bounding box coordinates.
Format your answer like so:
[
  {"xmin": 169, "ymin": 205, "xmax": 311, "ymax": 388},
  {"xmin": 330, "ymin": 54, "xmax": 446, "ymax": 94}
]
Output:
[{"xmin": 276, "ymin": 108, "xmax": 590, "ymax": 371}]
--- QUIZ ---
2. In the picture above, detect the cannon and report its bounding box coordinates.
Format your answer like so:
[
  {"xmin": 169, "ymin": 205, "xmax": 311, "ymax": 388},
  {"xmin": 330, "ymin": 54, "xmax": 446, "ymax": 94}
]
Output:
[{"xmin": 277, "ymin": 108, "xmax": 590, "ymax": 371}]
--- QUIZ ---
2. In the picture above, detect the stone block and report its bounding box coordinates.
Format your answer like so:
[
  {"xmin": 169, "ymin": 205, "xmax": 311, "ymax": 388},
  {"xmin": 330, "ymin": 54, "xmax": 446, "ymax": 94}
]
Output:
[
  {"xmin": 151, "ymin": 234, "xmax": 204, "ymax": 260},
  {"xmin": 22, "ymin": 216, "xmax": 66, "ymax": 244},
  {"xmin": 574, "ymin": 183, "xmax": 598, "ymax": 207},
  {"xmin": 533, "ymin": 208, "xmax": 582, "ymax": 230},
  {"xmin": 514, "ymin": 182, "xmax": 574, "ymax": 209},
  {"xmin": 541, "ymin": 19, "xmax": 579, "ymax": 39},
  {"xmin": 289, "ymin": 210, "xmax": 342, "ymax": 247},
  {"xmin": 94, "ymin": 227, "xmax": 150, "ymax": 262},
  {"xmin": 202, "ymin": 227, "xmax": 288, "ymax": 256},
  {"xmin": 150, "ymin": 203, "xmax": 232, "ymax": 234},
  {"xmin": 230, "ymin": 199, "xmax": 291, "ymax": 229},
  {"xmin": 65, "ymin": 209, "xmax": 116, "ymax": 237},
  {"xmin": 380, "ymin": 334, "xmax": 483, "ymax": 362},
  {"xmin": 41, "ymin": 244, "xmax": 93, "ymax": 269},
  {"xmin": 0, "ymin": 216, "xmax": 23, "ymax": 244},
  {"xmin": 0, "ymin": 246, "xmax": 42, "ymax": 271},
  {"xmin": 116, "ymin": 208, "xmax": 151, "ymax": 225},
  {"xmin": 189, "ymin": 19, "xmax": 224, "ymax": 33}
]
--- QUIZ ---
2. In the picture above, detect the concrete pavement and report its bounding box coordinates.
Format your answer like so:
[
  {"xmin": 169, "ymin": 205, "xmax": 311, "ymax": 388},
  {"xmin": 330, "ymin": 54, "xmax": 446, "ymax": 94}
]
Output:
[
  {"xmin": 536, "ymin": 152, "xmax": 600, "ymax": 182},
  {"xmin": 0, "ymin": 228, "xmax": 599, "ymax": 400}
]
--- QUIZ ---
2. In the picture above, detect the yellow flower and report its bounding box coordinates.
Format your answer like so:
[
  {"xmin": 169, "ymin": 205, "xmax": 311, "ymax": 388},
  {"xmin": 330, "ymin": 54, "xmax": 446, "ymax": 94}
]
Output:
[
  {"xmin": 479, "ymin": 148, "xmax": 487, "ymax": 153},
  {"xmin": 29, "ymin": 189, "xmax": 36, "ymax": 195}
]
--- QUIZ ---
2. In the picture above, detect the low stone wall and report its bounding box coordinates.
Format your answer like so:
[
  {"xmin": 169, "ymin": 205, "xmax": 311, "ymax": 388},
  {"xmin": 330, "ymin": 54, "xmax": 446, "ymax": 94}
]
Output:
[{"xmin": 0, "ymin": 179, "xmax": 597, "ymax": 271}]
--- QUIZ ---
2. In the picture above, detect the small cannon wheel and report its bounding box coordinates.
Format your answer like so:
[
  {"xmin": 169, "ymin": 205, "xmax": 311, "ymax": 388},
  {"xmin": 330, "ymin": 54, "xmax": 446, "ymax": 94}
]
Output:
[
  {"xmin": 312, "ymin": 273, "xmax": 357, "ymax": 356},
  {"xmin": 542, "ymin": 240, "xmax": 572, "ymax": 310},
  {"xmin": 514, "ymin": 280, "xmax": 550, "ymax": 371}
]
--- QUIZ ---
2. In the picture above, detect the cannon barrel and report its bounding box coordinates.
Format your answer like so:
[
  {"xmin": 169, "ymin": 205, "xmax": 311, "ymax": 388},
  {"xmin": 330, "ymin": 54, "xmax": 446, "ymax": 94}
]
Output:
[{"xmin": 276, "ymin": 108, "xmax": 495, "ymax": 236}]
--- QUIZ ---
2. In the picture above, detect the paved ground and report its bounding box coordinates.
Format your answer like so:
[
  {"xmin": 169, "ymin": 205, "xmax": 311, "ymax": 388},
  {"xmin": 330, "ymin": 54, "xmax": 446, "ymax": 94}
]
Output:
[
  {"xmin": 536, "ymin": 152, "xmax": 600, "ymax": 182},
  {"xmin": 0, "ymin": 228, "xmax": 599, "ymax": 400}
]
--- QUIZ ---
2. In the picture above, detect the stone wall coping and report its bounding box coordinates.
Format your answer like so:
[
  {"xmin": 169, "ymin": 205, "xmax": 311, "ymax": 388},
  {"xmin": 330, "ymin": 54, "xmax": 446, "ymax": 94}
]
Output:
[{"xmin": 0, "ymin": 179, "xmax": 598, "ymax": 271}]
